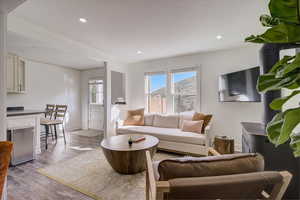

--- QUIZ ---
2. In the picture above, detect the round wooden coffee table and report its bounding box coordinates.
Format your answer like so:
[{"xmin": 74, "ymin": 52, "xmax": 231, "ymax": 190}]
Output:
[{"xmin": 101, "ymin": 134, "xmax": 159, "ymax": 174}]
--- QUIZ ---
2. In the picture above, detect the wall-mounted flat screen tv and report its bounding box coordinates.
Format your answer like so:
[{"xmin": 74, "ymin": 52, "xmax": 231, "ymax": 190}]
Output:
[{"xmin": 218, "ymin": 67, "xmax": 261, "ymax": 102}]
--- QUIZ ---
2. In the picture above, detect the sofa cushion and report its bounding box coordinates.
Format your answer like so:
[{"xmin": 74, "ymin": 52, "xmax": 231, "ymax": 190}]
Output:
[
  {"xmin": 193, "ymin": 112, "xmax": 213, "ymax": 133},
  {"xmin": 157, "ymin": 153, "xmax": 264, "ymax": 181},
  {"xmin": 117, "ymin": 126, "xmax": 206, "ymax": 145},
  {"xmin": 144, "ymin": 113, "xmax": 155, "ymax": 126},
  {"xmin": 153, "ymin": 114, "xmax": 179, "ymax": 128},
  {"xmin": 179, "ymin": 111, "xmax": 195, "ymax": 128},
  {"xmin": 181, "ymin": 120, "xmax": 204, "ymax": 134},
  {"xmin": 123, "ymin": 108, "xmax": 145, "ymax": 126}
]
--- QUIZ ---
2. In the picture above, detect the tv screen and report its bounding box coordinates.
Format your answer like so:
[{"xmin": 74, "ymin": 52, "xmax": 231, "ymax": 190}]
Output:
[{"xmin": 218, "ymin": 67, "xmax": 261, "ymax": 102}]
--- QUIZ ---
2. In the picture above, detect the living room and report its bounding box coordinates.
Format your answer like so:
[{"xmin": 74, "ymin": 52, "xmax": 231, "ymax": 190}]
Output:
[{"xmin": 1, "ymin": 0, "xmax": 300, "ymax": 200}]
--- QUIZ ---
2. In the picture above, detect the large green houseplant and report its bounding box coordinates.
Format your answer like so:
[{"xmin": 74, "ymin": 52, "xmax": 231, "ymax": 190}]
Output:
[{"xmin": 245, "ymin": 0, "xmax": 300, "ymax": 156}]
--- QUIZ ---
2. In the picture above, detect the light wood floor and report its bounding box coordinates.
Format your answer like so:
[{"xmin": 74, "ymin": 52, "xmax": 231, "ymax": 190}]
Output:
[{"xmin": 7, "ymin": 132, "xmax": 103, "ymax": 200}]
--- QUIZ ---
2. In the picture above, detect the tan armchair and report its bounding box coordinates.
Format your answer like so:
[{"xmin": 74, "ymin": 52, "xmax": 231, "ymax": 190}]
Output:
[
  {"xmin": 0, "ymin": 142, "xmax": 13, "ymax": 199},
  {"xmin": 146, "ymin": 148, "xmax": 292, "ymax": 200}
]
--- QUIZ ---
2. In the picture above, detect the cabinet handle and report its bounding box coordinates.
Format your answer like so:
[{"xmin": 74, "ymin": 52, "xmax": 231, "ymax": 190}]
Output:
[{"xmin": 19, "ymin": 84, "xmax": 22, "ymax": 92}]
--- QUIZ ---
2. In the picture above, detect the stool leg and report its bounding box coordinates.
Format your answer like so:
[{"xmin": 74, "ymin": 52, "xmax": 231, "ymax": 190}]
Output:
[
  {"xmin": 62, "ymin": 124, "xmax": 66, "ymax": 145},
  {"xmin": 50, "ymin": 125, "xmax": 54, "ymax": 140},
  {"xmin": 54, "ymin": 125, "xmax": 58, "ymax": 140},
  {"xmin": 45, "ymin": 125, "xmax": 49, "ymax": 150}
]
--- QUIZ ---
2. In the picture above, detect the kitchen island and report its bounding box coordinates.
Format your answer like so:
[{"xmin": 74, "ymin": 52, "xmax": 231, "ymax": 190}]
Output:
[{"xmin": 7, "ymin": 110, "xmax": 45, "ymax": 158}]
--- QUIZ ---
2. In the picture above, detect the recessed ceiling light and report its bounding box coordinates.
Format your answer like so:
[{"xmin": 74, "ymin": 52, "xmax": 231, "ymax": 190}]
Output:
[
  {"xmin": 216, "ymin": 35, "xmax": 223, "ymax": 40},
  {"xmin": 137, "ymin": 51, "xmax": 143, "ymax": 55},
  {"xmin": 79, "ymin": 18, "xmax": 87, "ymax": 23}
]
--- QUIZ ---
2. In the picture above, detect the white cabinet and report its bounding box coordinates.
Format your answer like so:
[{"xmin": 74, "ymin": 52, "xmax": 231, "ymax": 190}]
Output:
[{"xmin": 6, "ymin": 53, "xmax": 26, "ymax": 93}]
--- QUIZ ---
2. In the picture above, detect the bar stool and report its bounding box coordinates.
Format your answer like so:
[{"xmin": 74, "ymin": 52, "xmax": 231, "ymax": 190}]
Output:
[
  {"xmin": 46, "ymin": 105, "xmax": 68, "ymax": 147},
  {"xmin": 40, "ymin": 104, "xmax": 55, "ymax": 149}
]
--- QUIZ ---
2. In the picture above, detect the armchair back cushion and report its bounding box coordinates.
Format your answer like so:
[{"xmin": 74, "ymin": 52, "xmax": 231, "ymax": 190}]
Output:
[
  {"xmin": 0, "ymin": 142, "xmax": 13, "ymax": 199},
  {"xmin": 157, "ymin": 153, "xmax": 264, "ymax": 181},
  {"xmin": 123, "ymin": 108, "xmax": 145, "ymax": 126},
  {"xmin": 166, "ymin": 171, "xmax": 282, "ymax": 200}
]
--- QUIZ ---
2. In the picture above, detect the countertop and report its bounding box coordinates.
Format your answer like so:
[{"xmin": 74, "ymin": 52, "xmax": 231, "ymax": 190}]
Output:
[{"xmin": 7, "ymin": 110, "xmax": 45, "ymax": 117}]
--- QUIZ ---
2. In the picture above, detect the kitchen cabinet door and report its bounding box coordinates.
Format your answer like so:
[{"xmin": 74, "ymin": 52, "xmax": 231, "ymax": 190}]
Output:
[
  {"xmin": 6, "ymin": 54, "xmax": 26, "ymax": 93},
  {"xmin": 17, "ymin": 58, "xmax": 26, "ymax": 93},
  {"xmin": 6, "ymin": 54, "xmax": 16, "ymax": 93}
]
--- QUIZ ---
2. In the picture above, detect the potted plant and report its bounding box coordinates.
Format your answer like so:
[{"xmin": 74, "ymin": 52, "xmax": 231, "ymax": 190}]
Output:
[{"xmin": 246, "ymin": 0, "xmax": 300, "ymax": 156}]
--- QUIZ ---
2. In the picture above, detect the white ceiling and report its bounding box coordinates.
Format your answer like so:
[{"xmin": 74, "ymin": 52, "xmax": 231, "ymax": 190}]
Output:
[
  {"xmin": 0, "ymin": 0, "xmax": 25, "ymax": 13},
  {"xmin": 7, "ymin": 0, "xmax": 268, "ymax": 69}
]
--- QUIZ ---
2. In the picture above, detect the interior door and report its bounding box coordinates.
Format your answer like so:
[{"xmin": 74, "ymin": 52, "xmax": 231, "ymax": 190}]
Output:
[{"xmin": 88, "ymin": 79, "xmax": 104, "ymax": 130}]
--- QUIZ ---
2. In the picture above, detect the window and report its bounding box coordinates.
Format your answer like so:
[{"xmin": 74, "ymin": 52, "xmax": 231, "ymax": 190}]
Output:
[
  {"xmin": 145, "ymin": 68, "xmax": 199, "ymax": 113},
  {"xmin": 145, "ymin": 73, "xmax": 167, "ymax": 113},
  {"xmin": 89, "ymin": 80, "xmax": 103, "ymax": 105},
  {"xmin": 171, "ymin": 70, "xmax": 197, "ymax": 113}
]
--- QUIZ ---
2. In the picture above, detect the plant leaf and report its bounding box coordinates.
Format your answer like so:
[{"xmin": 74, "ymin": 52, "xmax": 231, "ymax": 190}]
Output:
[
  {"xmin": 260, "ymin": 14, "xmax": 280, "ymax": 27},
  {"xmin": 270, "ymin": 90, "xmax": 300, "ymax": 110},
  {"xmin": 245, "ymin": 23, "xmax": 300, "ymax": 43},
  {"xmin": 278, "ymin": 107, "xmax": 300, "ymax": 145},
  {"xmin": 270, "ymin": 55, "xmax": 295, "ymax": 73},
  {"xmin": 290, "ymin": 132, "xmax": 300, "ymax": 157},
  {"xmin": 269, "ymin": 0, "xmax": 300, "ymax": 24},
  {"xmin": 257, "ymin": 73, "xmax": 297, "ymax": 92},
  {"xmin": 267, "ymin": 113, "xmax": 284, "ymax": 145},
  {"xmin": 281, "ymin": 53, "xmax": 300, "ymax": 75}
]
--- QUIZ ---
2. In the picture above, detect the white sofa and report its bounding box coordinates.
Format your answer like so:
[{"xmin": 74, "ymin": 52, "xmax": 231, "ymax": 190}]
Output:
[{"xmin": 116, "ymin": 111, "xmax": 212, "ymax": 155}]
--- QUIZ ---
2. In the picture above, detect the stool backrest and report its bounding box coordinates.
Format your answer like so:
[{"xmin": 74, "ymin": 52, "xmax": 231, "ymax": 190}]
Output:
[
  {"xmin": 45, "ymin": 104, "xmax": 55, "ymax": 119},
  {"xmin": 54, "ymin": 105, "xmax": 68, "ymax": 121}
]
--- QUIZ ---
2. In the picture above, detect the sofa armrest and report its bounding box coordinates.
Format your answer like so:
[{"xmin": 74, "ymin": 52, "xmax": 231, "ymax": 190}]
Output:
[
  {"xmin": 203, "ymin": 124, "xmax": 211, "ymax": 147},
  {"xmin": 116, "ymin": 120, "xmax": 124, "ymax": 129}
]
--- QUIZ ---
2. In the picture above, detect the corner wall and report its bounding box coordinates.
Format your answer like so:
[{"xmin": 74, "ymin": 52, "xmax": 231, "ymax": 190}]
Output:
[
  {"xmin": 127, "ymin": 45, "xmax": 264, "ymax": 150},
  {"xmin": 7, "ymin": 60, "xmax": 82, "ymax": 131}
]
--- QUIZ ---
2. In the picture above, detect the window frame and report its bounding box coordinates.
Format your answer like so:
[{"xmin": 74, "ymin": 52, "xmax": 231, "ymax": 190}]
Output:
[
  {"xmin": 144, "ymin": 67, "xmax": 200, "ymax": 114},
  {"xmin": 144, "ymin": 71, "xmax": 167, "ymax": 113},
  {"xmin": 170, "ymin": 68, "xmax": 200, "ymax": 113},
  {"xmin": 88, "ymin": 79, "xmax": 104, "ymax": 106}
]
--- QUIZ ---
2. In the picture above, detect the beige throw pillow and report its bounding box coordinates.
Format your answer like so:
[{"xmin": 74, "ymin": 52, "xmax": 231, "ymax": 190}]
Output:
[
  {"xmin": 193, "ymin": 112, "xmax": 213, "ymax": 133},
  {"xmin": 181, "ymin": 120, "xmax": 204, "ymax": 134},
  {"xmin": 123, "ymin": 108, "xmax": 145, "ymax": 126}
]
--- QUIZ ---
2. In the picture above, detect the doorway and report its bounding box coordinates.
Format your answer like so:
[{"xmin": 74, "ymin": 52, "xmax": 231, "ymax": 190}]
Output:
[{"xmin": 88, "ymin": 79, "xmax": 104, "ymax": 131}]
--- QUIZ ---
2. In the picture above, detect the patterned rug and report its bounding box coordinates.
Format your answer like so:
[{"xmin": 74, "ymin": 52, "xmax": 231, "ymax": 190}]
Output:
[
  {"xmin": 37, "ymin": 149, "xmax": 177, "ymax": 200},
  {"xmin": 70, "ymin": 130, "xmax": 103, "ymax": 137}
]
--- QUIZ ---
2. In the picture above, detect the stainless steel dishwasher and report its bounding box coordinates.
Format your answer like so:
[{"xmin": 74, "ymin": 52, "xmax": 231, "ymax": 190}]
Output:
[{"xmin": 7, "ymin": 127, "xmax": 35, "ymax": 166}]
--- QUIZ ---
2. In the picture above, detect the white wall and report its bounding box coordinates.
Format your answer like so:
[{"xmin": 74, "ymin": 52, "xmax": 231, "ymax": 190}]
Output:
[
  {"xmin": 7, "ymin": 60, "xmax": 82, "ymax": 131},
  {"xmin": 0, "ymin": 11, "xmax": 7, "ymax": 142},
  {"xmin": 127, "ymin": 45, "xmax": 264, "ymax": 151},
  {"xmin": 80, "ymin": 67, "xmax": 105, "ymax": 130},
  {"xmin": 105, "ymin": 62, "xmax": 129, "ymax": 137}
]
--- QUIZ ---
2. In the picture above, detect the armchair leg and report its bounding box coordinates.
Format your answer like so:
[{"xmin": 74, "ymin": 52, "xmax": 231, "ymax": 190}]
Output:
[
  {"xmin": 157, "ymin": 192, "xmax": 164, "ymax": 200},
  {"xmin": 146, "ymin": 170, "xmax": 150, "ymax": 200}
]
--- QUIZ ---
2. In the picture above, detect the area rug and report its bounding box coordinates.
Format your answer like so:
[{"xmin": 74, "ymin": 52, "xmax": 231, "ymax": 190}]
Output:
[
  {"xmin": 37, "ymin": 149, "xmax": 177, "ymax": 200},
  {"xmin": 70, "ymin": 130, "xmax": 103, "ymax": 137}
]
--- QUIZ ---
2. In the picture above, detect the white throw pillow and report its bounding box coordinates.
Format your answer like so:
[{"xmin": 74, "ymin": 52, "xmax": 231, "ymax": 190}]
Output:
[{"xmin": 153, "ymin": 114, "xmax": 179, "ymax": 128}]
